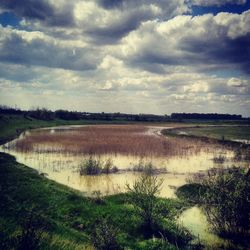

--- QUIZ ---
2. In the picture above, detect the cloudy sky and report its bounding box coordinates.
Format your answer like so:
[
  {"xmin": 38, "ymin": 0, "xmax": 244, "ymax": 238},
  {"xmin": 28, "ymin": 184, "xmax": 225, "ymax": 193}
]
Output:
[{"xmin": 0, "ymin": 0, "xmax": 249, "ymax": 116}]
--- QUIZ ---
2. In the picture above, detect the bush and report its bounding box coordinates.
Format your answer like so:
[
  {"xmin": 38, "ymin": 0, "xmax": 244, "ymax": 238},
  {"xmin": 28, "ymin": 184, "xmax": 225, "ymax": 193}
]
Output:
[
  {"xmin": 176, "ymin": 183, "xmax": 207, "ymax": 204},
  {"xmin": 201, "ymin": 167, "xmax": 250, "ymax": 239},
  {"xmin": 212, "ymin": 155, "xmax": 226, "ymax": 164},
  {"xmin": 4, "ymin": 208, "xmax": 52, "ymax": 250},
  {"xmin": 102, "ymin": 158, "xmax": 118, "ymax": 174},
  {"xmin": 126, "ymin": 175, "xmax": 163, "ymax": 236},
  {"xmin": 79, "ymin": 156, "xmax": 119, "ymax": 175},
  {"xmin": 92, "ymin": 218, "xmax": 121, "ymax": 250},
  {"xmin": 79, "ymin": 156, "xmax": 102, "ymax": 175},
  {"xmin": 127, "ymin": 176, "xmax": 193, "ymax": 246},
  {"xmin": 133, "ymin": 160, "xmax": 155, "ymax": 175},
  {"xmin": 92, "ymin": 190, "xmax": 105, "ymax": 205}
]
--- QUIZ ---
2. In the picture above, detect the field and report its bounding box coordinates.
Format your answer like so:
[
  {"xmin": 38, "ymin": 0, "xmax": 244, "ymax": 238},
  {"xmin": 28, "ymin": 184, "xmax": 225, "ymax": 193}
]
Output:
[{"xmin": 163, "ymin": 125, "xmax": 250, "ymax": 142}]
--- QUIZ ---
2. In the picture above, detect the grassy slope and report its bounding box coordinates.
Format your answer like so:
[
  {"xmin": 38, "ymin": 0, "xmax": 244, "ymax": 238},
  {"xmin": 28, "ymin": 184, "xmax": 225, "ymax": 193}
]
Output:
[
  {"xmin": 0, "ymin": 152, "xmax": 188, "ymax": 249},
  {"xmin": 0, "ymin": 114, "xmax": 133, "ymax": 145}
]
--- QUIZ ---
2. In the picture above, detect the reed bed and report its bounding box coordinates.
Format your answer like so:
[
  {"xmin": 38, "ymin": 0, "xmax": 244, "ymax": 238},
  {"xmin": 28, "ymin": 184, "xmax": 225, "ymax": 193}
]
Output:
[{"xmin": 13, "ymin": 125, "xmax": 220, "ymax": 158}]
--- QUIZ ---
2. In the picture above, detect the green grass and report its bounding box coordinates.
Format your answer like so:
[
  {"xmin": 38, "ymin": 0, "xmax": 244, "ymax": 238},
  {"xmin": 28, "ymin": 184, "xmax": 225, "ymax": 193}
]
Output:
[
  {"xmin": 163, "ymin": 126, "xmax": 250, "ymax": 141},
  {"xmin": 0, "ymin": 152, "xmax": 192, "ymax": 249}
]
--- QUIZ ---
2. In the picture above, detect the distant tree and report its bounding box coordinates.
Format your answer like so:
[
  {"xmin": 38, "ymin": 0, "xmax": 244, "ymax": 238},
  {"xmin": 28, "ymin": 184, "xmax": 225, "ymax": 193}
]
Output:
[
  {"xmin": 170, "ymin": 113, "xmax": 242, "ymax": 120},
  {"xmin": 0, "ymin": 105, "xmax": 22, "ymax": 115},
  {"xmin": 55, "ymin": 109, "xmax": 81, "ymax": 120},
  {"xmin": 28, "ymin": 108, "xmax": 54, "ymax": 120}
]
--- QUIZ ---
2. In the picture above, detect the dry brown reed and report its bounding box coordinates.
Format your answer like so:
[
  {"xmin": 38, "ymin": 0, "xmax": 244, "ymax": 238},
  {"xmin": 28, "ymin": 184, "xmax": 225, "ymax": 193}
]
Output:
[{"xmin": 13, "ymin": 125, "xmax": 220, "ymax": 157}]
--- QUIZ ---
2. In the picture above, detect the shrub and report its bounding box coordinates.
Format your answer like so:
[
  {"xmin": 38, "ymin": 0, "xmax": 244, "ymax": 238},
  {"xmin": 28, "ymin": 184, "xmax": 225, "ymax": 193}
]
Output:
[
  {"xmin": 102, "ymin": 158, "xmax": 118, "ymax": 174},
  {"xmin": 133, "ymin": 160, "xmax": 155, "ymax": 175},
  {"xmin": 176, "ymin": 183, "xmax": 207, "ymax": 204},
  {"xmin": 126, "ymin": 175, "xmax": 163, "ymax": 236},
  {"xmin": 201, "ymin": 167, "xmax": 250, "ymax": 239},
  {"xmin": 92, "ymin": 218, "xmax": 121, "ymax": 250},
  {"xmin": 212, "ymin": 155, "xmax": 226, "ymax": 164},
  {"xmin": 79, "ymin": 156, "xmax": 102, "ymax": 175},
  {"xmin": 14, "ymin": 209, "xmax": 51, "ymax": 250},
  {"xmin": 92, "ymin": 190, "xmax": 105, "ymax": 205},
  {"xmin": 79, "ymin": 156, "xmax": 119, "ymax": 175}
]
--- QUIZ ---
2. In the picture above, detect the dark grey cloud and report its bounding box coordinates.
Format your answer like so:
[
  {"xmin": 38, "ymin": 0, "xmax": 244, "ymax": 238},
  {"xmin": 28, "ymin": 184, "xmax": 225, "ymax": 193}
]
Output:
[
  {"xmin": 97, "ymin": 0, "xmax": 125, "ymax": 9},
  {"xmin": 85, "ymin": 8, "xmax": 156, "ymax": 44},
  {"xmin": 121, "ymin": 11, "xmax": 250, "ymax": 75},
  {"xmin": 0, "ymin": 30, "xmax": 100, "ymax": 71},
  {"xmin": 178, "ymin": 31, "xmax": 250, "ymax": 74},
  {"xmin": 0, "ymin": 0, "xmax": 75, "ymax": 27},
  {"xmin": 1, "ymin": 0, "xmax": 189, "ymax": 43},
  {"xmin": 77, "ymin": 0, "xmax": 189, "ymax": 44}
]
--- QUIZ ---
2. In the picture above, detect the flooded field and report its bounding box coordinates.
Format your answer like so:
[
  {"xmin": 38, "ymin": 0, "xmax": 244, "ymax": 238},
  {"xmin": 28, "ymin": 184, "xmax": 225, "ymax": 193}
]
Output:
[
  {"xmin": 1, "ymin": 124, "xmax": 249, "ymax": 248},
  {"xmin": 1, "ymin": 125, "xmax": 248, "ymax": 197}
]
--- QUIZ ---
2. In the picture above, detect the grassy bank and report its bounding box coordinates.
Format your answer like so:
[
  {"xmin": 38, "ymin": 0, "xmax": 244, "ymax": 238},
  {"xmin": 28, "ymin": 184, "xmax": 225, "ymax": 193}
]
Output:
[
  {"xmin": 0, "ymin": 114, "xmax": 134, "ymax": 145},
  {"xmin": 0, "ymin": 152, "xmax": 192, "ymax": 249},
  {"xmin": 162, "ymin": 125, "xmax": 250, "ymax": 143}
]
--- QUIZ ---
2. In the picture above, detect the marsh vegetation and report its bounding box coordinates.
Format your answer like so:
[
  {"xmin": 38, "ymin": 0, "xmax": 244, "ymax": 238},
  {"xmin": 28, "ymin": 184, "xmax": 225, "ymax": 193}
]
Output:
[{"xmin": 3, "ymin": 124, "xmax": 245, "ymax": 198}]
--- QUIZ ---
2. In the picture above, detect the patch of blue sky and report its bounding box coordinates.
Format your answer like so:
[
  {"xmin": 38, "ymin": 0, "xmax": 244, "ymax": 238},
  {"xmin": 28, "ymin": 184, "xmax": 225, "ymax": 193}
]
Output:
[
  {"xmin": 191, "ymin": 1, "xmax": 250, "ymax": 16},
  {"xmin": 211, "ymin": 69, "xmax": 245, "ymax": 78},
  {"xmin": 0, "ymin": 12, "xmax": 20, "ymax": 27}
]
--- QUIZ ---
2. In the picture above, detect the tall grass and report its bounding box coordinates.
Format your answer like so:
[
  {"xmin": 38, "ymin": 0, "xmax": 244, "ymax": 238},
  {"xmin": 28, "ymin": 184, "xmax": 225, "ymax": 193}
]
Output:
[
  {"xmin": 12, "ymin": 125, "xmax": 220, "ymax": 158},
  {"xmin": 79, "ymin": 156, "xmax": 118, "ymax": 175}
]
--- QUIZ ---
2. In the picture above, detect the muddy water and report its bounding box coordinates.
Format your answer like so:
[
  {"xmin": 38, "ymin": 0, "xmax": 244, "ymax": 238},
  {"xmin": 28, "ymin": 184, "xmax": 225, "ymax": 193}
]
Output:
[
  {"xmin": 178, "ymin": 207, "xmax": 229, "ymax": 249},
  {"xmin": 1, "ymin": 125, "xmax": 248, "ymax": 248}
]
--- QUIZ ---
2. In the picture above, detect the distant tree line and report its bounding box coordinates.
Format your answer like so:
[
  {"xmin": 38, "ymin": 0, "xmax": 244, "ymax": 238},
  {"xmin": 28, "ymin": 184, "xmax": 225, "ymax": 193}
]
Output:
[
  {"xmin": 0, "ymin": 106, "xmax": 170, "ymax": 122},
  {"xmin": 171, "ymin": 113, "xmax": 242, "ymax": 120},
  {"xmin": 0, "ymin": 105, "xmax": 246, "ymax": 122},
  {"xmin": 0, "ymin": 105, "xmax": 22, "ymax": 115}
]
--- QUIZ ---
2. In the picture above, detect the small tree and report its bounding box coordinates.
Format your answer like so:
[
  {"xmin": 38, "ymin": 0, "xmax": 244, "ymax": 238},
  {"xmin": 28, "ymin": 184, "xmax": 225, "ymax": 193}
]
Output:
[
  {"xmin": 126, "ymin": 175, "xmax": 163, "ymax": 235},
  {"xmin": 201, "ymin": 167, "xmax": 250, "ymax": 238}
]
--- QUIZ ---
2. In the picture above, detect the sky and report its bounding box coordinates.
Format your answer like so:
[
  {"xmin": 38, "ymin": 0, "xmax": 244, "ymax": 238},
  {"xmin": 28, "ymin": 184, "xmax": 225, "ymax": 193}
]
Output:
[{"xmin": 0, "ymin": 0, "xmax": 249, "ymax": 116}]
